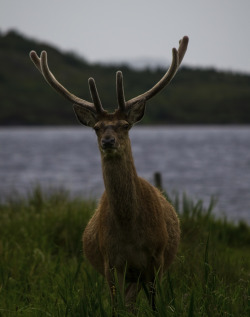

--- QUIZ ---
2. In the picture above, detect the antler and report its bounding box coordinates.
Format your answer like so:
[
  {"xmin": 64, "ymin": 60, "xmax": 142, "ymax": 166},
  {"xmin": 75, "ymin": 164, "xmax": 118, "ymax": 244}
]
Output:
[
  {"xmin": 116, "ymin": 36, "xmax": 189, "ymax": 110},
  {"xmin": 116, "ymin": 71, "xmax": 126, "ymax": 112},
  {"xmin": 29, "ymin": 50, "xmax": 105, "ymax": 114},
  {"xmin": 30, "ymin": 36, "xmax": 188, "ymax": 123}
]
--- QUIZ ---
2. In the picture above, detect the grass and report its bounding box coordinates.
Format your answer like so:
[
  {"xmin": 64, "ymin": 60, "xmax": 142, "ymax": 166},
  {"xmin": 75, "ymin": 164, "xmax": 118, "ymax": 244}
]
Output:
[{"xmin": 0, "ymin": 187, "xmax": 249, "ymax": 316}]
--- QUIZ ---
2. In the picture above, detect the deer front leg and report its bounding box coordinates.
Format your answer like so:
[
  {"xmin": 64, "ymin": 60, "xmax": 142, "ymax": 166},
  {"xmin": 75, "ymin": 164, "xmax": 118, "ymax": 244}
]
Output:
[
  {"xmin": 146, "ymin": 254, "xmax": 164, "ymax": 312},
  {"xmin": 104, "ymin": 264, "xmax": 116, "ymax": 313},
  {"xmin": 125, "ymin": 282, "xmax": 141, "ymax": 313},
  {"xmin": 104, "ymin": 262, "xmax": 125, "ymax": 316},
  {"xmin": 149, "ymin": 280, "xmax": 157, "ymax": 311}
]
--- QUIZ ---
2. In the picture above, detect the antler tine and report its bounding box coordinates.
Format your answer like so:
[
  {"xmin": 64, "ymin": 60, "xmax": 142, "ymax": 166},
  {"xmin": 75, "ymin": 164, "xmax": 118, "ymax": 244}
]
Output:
[
  {"xmin": 30, "ymin": 51, "xmax": 43, "ymax": 72},
  {"xmin": 125, "ymin": 36, "xmax": 189, "ymax": 108},
  {"xmin": 30, "ymin": 50, "xmax": 94, "ymax": 109},
  {"xmin": 88, "ymin": 78, "xmax": 105, "ymax": 114},
  {"xmin": 178, "ymin": 35, "xmax": 189, "ymax": 65},
  {"xmin": 116, "ymin": 71, "xmax": 126, "ymax": 112}
]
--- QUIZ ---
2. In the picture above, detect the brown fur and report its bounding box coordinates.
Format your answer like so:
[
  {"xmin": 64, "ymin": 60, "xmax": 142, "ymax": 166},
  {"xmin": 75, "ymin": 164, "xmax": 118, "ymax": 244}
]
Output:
[{"xmin": 82, "ymin": 116, "xmax": 180, "ymax": 310}]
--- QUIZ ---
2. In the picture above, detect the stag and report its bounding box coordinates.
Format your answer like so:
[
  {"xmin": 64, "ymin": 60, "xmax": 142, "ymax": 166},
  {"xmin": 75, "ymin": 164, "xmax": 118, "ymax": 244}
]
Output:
[{"xmin": 30, "ymin": 36, "xmax": 189, "ymax": 313}]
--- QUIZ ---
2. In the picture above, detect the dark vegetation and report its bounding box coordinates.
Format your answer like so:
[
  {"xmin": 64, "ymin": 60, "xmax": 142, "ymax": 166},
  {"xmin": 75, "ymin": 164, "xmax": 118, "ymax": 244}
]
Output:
[
  {"xmin": 0, "ymin": 188, "xmax": 249, "ymax": 316},
  {"xmin": 1, "ymin": 30, "xmax": 250, "ymax": 125}
]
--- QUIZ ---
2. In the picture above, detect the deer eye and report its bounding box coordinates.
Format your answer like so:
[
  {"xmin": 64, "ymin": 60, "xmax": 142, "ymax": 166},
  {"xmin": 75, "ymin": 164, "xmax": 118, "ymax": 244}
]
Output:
[
  {"xmin": 93, "ymin": 125, "xmax": 100, "ymax": 132},
  {"xmin": 122, "ymin": 123, "xmax": 130, "ymax": 130}
]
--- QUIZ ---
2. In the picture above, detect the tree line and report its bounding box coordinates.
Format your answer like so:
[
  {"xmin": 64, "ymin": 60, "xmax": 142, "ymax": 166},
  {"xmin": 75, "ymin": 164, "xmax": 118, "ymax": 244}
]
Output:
[{"xmin": 1, "ymin": 30, "xmax": 250, "ymax": 125}]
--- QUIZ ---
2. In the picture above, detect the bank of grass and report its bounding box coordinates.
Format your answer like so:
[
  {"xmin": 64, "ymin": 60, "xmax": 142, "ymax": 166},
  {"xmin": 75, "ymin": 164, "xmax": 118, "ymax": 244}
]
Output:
[{"xmin": 0, "ymin": 188, "xmax": 249, "ymax": 316}]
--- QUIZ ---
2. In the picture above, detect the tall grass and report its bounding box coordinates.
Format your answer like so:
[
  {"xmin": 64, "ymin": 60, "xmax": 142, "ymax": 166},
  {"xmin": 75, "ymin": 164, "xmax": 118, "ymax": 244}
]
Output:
[{"xmin": 0, "ymin": 188, "xmax": 249, "ymax": 316}]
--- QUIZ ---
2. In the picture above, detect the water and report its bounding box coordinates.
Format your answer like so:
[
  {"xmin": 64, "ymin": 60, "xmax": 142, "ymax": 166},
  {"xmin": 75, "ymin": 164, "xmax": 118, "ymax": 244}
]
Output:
[{"xmin": 0, "ymin": 126, "xmax": 249, "ymax": 223}]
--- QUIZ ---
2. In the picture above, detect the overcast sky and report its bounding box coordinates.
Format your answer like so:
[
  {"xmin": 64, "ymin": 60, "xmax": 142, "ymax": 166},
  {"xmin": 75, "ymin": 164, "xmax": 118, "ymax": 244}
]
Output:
[{"xmin": 1, "ymin": 0, "xmax": 250, "ymax": 74}]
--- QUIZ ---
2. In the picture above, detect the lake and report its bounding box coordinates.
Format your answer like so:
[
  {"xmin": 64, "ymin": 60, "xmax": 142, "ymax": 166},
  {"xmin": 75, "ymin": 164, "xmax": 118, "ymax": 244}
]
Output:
[{"xmin": 0, "ymin": 126, "xmax": 249, "ymax": 223}]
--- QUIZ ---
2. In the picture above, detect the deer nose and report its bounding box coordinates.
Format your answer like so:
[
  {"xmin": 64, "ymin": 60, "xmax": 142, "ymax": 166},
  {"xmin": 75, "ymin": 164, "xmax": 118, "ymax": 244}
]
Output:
[{"xmin": 101, "ymin": 136, "xmax": 116, "ymax": 149}]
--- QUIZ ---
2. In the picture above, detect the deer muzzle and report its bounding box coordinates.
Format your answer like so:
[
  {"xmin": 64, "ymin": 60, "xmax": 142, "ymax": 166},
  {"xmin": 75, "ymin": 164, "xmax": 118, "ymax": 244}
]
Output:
[{"xmin": 101, "ymin": 136, "xmax": 116, "ymax": 150}]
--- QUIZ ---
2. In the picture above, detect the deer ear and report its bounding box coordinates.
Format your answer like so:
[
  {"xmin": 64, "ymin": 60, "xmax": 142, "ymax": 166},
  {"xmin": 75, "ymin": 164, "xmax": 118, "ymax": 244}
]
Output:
[
  {"xmin": 73, "ymin": 104, "xmax": 97, "ymax": 127},
  {"xmin": 126, "ymin": 99, "xmax": 146, "ymax": 124}
]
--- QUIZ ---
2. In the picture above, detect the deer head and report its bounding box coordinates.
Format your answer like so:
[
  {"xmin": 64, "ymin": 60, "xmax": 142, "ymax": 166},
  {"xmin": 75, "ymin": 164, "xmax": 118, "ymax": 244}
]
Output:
[{"xmin": 30, "ymin": 36, "xmax": 188, "ymax": 156}]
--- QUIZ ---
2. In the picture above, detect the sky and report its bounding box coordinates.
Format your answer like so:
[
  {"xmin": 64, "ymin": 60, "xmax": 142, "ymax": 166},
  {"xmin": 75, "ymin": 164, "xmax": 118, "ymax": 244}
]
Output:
[{"xmin": 1, "ymin": 0, "xmax": 250, "ymax": 74}]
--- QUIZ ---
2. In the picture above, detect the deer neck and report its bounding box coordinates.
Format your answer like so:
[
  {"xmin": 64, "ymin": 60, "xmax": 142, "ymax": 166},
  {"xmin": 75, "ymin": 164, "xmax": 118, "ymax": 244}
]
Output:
[{"xmin": 101, "ymin": 141, "xmax": 139, "ymax": 222}]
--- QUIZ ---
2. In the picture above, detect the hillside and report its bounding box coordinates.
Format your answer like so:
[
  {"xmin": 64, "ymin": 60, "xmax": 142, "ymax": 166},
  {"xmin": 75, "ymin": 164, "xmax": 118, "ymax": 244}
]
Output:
[{"xmin": 1, "ymin": 30, "xmax": 250, "ymax": 125}]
